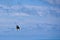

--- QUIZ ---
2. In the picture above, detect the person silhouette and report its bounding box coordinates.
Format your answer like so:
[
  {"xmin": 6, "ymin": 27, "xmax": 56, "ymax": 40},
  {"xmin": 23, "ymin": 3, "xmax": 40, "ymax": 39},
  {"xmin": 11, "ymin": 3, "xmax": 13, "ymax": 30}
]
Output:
[{"xmin": 16, "ymin": 25, "xmax": 20, "ymax": 31}]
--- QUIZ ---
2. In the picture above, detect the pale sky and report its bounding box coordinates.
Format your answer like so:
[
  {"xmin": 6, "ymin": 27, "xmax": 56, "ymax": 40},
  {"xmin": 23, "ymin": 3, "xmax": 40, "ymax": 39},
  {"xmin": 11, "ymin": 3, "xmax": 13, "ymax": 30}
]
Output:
[{"xmin": 0, "ymin": 0, "xmax": 60, "ymax": 40}]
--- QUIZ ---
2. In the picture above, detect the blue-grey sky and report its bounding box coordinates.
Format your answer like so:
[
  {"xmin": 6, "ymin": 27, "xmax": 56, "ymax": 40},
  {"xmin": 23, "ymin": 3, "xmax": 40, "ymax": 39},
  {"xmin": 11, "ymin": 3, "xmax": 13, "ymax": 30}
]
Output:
[{"xmin": 0, "ymin": 0, "xmax": 60, "ymax": 40}]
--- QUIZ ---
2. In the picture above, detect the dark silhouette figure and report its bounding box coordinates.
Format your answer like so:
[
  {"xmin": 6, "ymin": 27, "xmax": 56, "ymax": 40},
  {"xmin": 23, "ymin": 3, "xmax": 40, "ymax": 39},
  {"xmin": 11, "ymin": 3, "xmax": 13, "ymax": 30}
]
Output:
[{"xmin": 16, "ymin": 25, "xmax": 20, "ymax": 31}]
